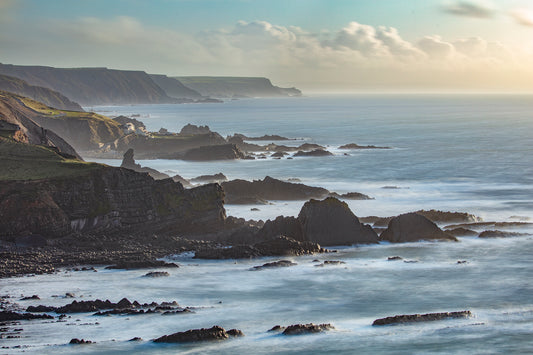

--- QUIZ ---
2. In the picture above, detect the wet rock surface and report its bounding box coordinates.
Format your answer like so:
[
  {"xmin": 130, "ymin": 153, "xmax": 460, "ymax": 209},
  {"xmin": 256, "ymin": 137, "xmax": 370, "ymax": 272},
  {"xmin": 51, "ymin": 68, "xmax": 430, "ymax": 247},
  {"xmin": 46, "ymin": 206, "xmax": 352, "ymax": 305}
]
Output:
[
  {"xmin": 105, "ymin": 260, "xmax": 179, "ymax": 270},
  {"xmin": 69, "ymin": 338, "xmax": 94, "ymax": 344},
  {"xmin": 293, "ymin": 149, "xmax": 333, "ymax": 157},
  {"xmin": 252, "ymin": 260, "xmax": 297, "ymax": 270},
  {"xmin": 478, "ymin": 230, "xmax": 529, "ymax": 238},
  {"xmin": 0, "ymin": 311, "xmax": 54, "ymax": 321},
  {"xmin": 143, "ymin": 271, "xmax": 170, "ymax": 277},
  {"xmin": 153, "ymin": 325, "xmax": 241, "ymax": 343},
  {"xmin": 372, "ymin": 311, "xmax": 472, "ymax": 325},
  {"xmin": 281, "ymin": 323, "xmax": 334, "ymax": 335}
]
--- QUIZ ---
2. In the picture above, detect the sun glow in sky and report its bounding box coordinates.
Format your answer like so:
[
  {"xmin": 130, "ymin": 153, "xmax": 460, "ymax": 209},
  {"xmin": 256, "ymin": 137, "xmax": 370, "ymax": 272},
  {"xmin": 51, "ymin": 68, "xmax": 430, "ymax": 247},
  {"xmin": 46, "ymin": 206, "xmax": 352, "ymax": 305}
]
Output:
[{"xmin": 1, "ymin": 0, "xmax": 532, "ymax": 92}]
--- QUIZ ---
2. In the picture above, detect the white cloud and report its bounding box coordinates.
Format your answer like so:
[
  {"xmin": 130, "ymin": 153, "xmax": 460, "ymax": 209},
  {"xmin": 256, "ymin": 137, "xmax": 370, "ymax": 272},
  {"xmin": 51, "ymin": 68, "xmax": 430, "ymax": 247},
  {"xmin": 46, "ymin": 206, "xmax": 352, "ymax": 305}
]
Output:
[{"xmin": 417, "ymin": 36, "xmax": 455, "ymax": 59}]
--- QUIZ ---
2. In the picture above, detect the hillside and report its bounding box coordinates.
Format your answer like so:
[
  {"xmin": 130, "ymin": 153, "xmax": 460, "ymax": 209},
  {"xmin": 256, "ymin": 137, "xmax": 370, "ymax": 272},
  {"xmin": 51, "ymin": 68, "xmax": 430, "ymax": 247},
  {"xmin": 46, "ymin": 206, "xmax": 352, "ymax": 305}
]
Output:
[
  {"xmin": 0, "ymin": 74, "xmax": 83, "ymax": 111},
  {"xmin": 149, "ymin": 74, "xmax": 202, "ymax": 99},
  {"xmin": 0, "ymin": 91, "xmax": 123, "ymax": 151},
  {"xmin": 176, "ymin": 76, "xmax": 302, "ymax": 98},
  {"xmin": 0, "ymin": 63, "xmax": 176, "ymax": 105}
]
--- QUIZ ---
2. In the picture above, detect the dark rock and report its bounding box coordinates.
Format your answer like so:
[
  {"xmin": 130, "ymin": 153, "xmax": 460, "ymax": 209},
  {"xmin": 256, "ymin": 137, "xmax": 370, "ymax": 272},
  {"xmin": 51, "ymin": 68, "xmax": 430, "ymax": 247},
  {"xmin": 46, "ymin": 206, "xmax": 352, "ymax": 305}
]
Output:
[
  {"xmin": 69, "ymin": 338, "xmax": 93, "ymax": 344},
  {"xmin": 457, "ymin": 260, "xmax": 468, "ymax": 264},
  {"xmin": 328, "ymin": 192, "xmax": 373, "ymax": 200},
  {"xmin": 478, "ymin": 230, "xmax": 528, "ymax": 238},
  {"xmin": 20, "ymin": 295, "xmax": 40, "ymax": 300},
  {"xmin": 227, "ymin": 329, "xmax": 245, "ymax": 337},
  {"xmin": 387, "ymin": 256, "xmax": 403, "ymax": 261},
  {"xmin": 253, "ymin": 260, "xmax": 297, "ymax": 270},
  {"xmin": 222, "ymin": 176, "xmax": 329, "ymax": 202},
  {"xmin": 195, "ymin": 245, "xmax": 262, "ymax": 259},
  {"xmin": 65, "ymin": 292, "xmax": 75, "ymax": 298},
  {"xmin": 129, "ymin": 337, "xmax": 142, "ymax": 341},
  {"xmin": 414, "ymin": 210, "xmax": 481, "ymax": 223},
  {"xmin": 232, "ymin": 133, "xmax": 291, "ymax": 141},
  {"xmin": 26, "ymin": 305, "xmax": 55, "ymax": 313},
  {"xmin": 0, "ymin": 311, "xmax": 54, "ymax": 321},
  {"xmin": 256, "ymin": 216, "xmax": 304, "ymax": 241},
  {"xmin": 359, "ymin": 216, "xmax": 393, "ymax": 227},
  {"xmin": 116, "ymin": 298, "xmax": 132, "ymax": 309},
  {"xmin": 282, "ymin": 323, "xmax": 334, "ymax": 335},
  {"xmin": 105, "ymin": 260, "xmax": 179, "ymax": 270},
  {"xmin": 293, "ymin": 149, "xmax": 333, "ymax": 157},
  {"xmin": 120, "ymin": 148, "xmax": 170, "ymax": 180},
  {"xmin": 315, "ymin": 260, "xmax": 346, "ymax": 267},
  {"xmin": 372, "ymin": 311, "xmax": 472, "ymax": 326},
  {"xmin": 179, "ymin": 124, "xmax": 212, "ymax": 135},
  {"xmin": 153, "ymin": 325, "xmax": 231, "ymax": 343},
  {"xmin": 379, "ymin": 213, "xmax": 457, "ymax": 243},
  {"xmin": 445, "ymin": 227, "xmax": 478, "ymax": 237},
  {"xmin": 14, "ymin": 235, "xmax": 47, "ymax": 248},
  {"xmin": 55, "ymin": 299, "xmax": 115, "ymax": 313},
  {"xmin": 172, "ymin": 174, "xmax": 192, "ymax": 188},
  {"xmin": 270, "ymin": 151, "xmax": 287, "ymax": 158},
  {"xmin": 143, "ymin": 271, "xmax": 170, "ymax": 277},
  {"xmin": 298, "ymin": 197, "xmax": 378, "ymax": 246},
  {"xmin": 268, "ymin": 325, "xmax": 285, "ymax": 332},
  {"xmin": 444, "ymin": 221, "xmax": 533, "ymax": 229},
  {"xmin": 224, "ymin": 195, "xmax": 269, "ymax": 205},
  {"xmin": 182, "ymin": 144, "xmax": 245, "ymax": 161}
]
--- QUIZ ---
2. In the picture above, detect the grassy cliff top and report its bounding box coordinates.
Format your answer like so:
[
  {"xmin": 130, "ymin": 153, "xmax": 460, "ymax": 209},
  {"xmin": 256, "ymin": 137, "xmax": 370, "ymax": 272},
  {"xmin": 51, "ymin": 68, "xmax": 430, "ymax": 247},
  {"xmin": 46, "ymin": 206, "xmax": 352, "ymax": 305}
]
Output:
[
  {"xmin": 0, "ymin": 136, "xmax": 103, "ymax": 181},
  {"xmin": 18, "ymin": 95, "xmax": 113, "ymax": 122}
]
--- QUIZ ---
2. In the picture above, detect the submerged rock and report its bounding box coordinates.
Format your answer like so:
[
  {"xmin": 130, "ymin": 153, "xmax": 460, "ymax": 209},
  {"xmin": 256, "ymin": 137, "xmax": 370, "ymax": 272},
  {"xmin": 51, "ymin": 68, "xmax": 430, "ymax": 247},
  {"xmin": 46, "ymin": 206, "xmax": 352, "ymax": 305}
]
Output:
[
  {"xmin": 372, "ymin": 311, "xmax": 472, "ymax": 326},
  {"xmin": 153, "ymin": 325, "xmax": 237, "ymax": 343},
  {"xmin": 69, "ymin": 338, "xmax": 94, "ymax": 344},
  {"xmin": 379, "ymin": 213, "xmax": 457, "ymax": 243},
  {"xmin": 282, "ymin": 323, "xmax": 334, "ymax": 335},
  {"xmin": 252, "ymin": 260, "xmax": 297, "ymax": 270},
  {"xmin": 338, "ymin": 143, "xmax": 390, "ymax": 149},
  {"xmin": 0, "ymin": 311, "xmax": 54, "ymax": 321},
  {"xmin": 293, "ymin": 149, "xmax": 333, "ymax": 157},
  {"xmin": 315, "ymin": 260, "xmax": 346, "ymax": 267},
  {"xmin": 143, "ymin": 271, "xmax": 170, "ymax": 277},
  {"xmin": 105, "ymin": 260, "xmax": 179, "ymax": 270},
  {"xmin": 478, "ymin": 230, "xmax": 529, "ymax": 238}
]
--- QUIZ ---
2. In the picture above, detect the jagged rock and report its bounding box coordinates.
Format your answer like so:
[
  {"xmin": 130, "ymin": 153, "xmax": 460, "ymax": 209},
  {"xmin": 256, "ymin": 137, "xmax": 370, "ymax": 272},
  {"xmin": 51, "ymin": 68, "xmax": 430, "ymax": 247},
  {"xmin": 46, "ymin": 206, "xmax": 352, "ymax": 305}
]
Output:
[
  {"xmin": 69, "ymin": 338, "xmax": 93, "ymax": 344},
  {"xmin": 182, "ymin": 144, "xmax": 245, "ymax": 161},
  {"xmin": 171, "ymin": 174, "xmax": 192, "ymax": 188},
  {"xmin": 222, "ymin": 176, "xmax": 329, "ymax": 202},
  {"xmin": 298, "ymin": 197, "xmax": 378, "ymax": 246},
  {"xmin": 227, "ymin": 329, "xmax": 245, "ymax": 337},
  {"xmin": 252, "ymin": 260, "xmax": 297, "ymax": 270},
  {"xmin": 268, "ymin": 325, "xmax": 285, "ymax": 332},
  {"xmin": 120, "ymin": 148, "xmax": 170, "ymax": 180},
  {"xmin": 379, "ymin": 213, "xmax": 457, "ymax": 243},
  {"xmin": 359, "ymin": 216, "xmax": 393, "ymax": 227},
  {"xmin": 293, "ymin": 149, "xmax": 333, "ymax": 157},
  {"xmin": 153, "ymin": 325, "xmax": 232, "ymax": 343},
  {"xmin": 372, "ymin": 311, "xmax": 472, "ymax": 326},
  {"xmin": 105, "ymin": 260, "xmax": 179, "ymax": 270},
  {"xmin": 387, "ymin": 256, "xmax": 403, "ymax": 261},
  {"xmin": 445, "ymin": 227, "xmax": 478, "ymax": 236},
  {"xmin": 129, "ymin": 337, "xmax": 142, "ymax": 341},
  {"xmin": 315, "ymin": 260, "xmax": 346, "ymax": 267},
  {"xmin": 478, "ymin": 230, "xmax": 528, "ymax": 238},
  {"xmin": 20, "ymin": 295, "xmax": 40, "ymax": 300},
  {"xmin": 282, "ymin": 323, "xmax": 334, "ymax": 335},
  {"xmin": 270, "ymin": 151, "xmax": 287, "ymax": 158},
  {"xmin": 143, "ymin": 271, "xmax": 170, "ymax": 277},
  {"xmin": 194, "ymin": 245, "xmax": 262, "ymax": 259},
  {"xmin": 179, "ymin": 124, "xmax": 212, "ymax": 135},
  {"xmin": 0, "ymin": 311, "xmax": 54, "ymax": 321}
]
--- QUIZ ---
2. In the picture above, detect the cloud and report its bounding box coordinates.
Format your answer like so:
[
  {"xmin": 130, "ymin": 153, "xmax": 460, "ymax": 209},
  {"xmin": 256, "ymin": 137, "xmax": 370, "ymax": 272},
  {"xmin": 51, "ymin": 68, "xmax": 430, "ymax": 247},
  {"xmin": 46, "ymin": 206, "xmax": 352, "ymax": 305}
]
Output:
[
  {"xmin": 441, "ymin": 0, "xmax": 496, "ymax": 18},
  {"xmin": 1, "ymin": 16, "xmax": 531, "ymax": 90},
  {"xmin": 510, "ymin": 8, "xmax": 533, "ymax": 27}
]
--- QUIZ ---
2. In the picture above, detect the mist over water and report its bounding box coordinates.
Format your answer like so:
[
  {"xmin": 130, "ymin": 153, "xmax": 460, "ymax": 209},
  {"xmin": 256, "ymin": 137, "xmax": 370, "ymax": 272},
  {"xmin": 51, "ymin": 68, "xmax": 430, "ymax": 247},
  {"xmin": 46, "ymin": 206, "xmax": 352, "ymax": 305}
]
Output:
[{"xmin": 3, "ymin": 95, "xmax": 532, "ymax": 353}]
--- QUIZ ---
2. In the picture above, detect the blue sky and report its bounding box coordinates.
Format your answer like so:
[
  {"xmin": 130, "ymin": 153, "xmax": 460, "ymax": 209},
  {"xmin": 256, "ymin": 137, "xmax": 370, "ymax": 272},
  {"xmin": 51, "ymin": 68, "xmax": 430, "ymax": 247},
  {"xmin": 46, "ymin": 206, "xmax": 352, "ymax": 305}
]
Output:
[{"xmin": 1, "ymin": 0, "xmax": 532, "ymax": 91}]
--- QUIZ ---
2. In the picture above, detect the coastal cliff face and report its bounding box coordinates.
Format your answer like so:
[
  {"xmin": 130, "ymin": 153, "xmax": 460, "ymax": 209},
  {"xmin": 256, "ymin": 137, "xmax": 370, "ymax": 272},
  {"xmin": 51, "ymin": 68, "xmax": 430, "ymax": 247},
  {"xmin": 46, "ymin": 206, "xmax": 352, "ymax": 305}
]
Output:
[
  {"xmin": 0, "ymin": 74, "xmax": 83, "ymax": 111},
  {"xmin": 0, "ymin": 91, "xmax": 123, "ymax": 151},
  {"xmin": 0, "ymin": 167, "xmax": 226, "ymax": 240},
  {"xmin": 149, "ymin": 74, "xmax": 202, "ymax": 99},
  {"xmin": 176, "ymin": 76, "xmax": 302, "ymax": 98},
  {"xmin": 0, "ymin": 64, "xmax": 175, "ymax": 105}
]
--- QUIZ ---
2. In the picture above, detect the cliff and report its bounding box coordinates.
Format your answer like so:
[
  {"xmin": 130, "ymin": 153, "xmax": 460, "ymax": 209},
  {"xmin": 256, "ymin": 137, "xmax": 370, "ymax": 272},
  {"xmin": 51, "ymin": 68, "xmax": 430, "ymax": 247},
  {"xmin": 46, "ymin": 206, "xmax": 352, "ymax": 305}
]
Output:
[
  {"xmin": 176, "ymin": 77, "xmax": 302, "ymax": 98},
  {"xmin": 0, "ymin": 167, "xmax": 225, "ymax": 240},
  {"xmin": 0, "ymin": 91, "xmax": 123, "ymax": 151},
  {"xmin": 149, "ymin": 74, "xmax": 202, "ymax": 99},
  {"xmin": 0, "ymin": 74, "xmax": 83, "ymax": 111},
  {"xmin": 0, "ymin": 63, "xmax": 175, "ymax": 105}
]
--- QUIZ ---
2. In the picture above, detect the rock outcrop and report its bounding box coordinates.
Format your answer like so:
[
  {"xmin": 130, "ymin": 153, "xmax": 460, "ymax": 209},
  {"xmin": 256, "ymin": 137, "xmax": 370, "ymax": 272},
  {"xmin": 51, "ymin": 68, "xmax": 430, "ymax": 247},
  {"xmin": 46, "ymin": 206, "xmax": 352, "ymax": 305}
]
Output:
[
  {"xmin": 149, "ymin": 74, "xmax": 202, "ymax": 99},
  {"xmin": 153, "ymin": 326, "xmax": 241, "ymax": 343},
  {"xmin": 281, "ymin": 323, "xmax": 334, "ymax": 335},
  {"xmin": 372, "ymin": 311, "xmax": 472, "ymax": 326},
  {"xmin": 0, "ymin": 166, "xmax": 226, "ymax": 240},
  {"xmin": 293, "ymin": 149, "xmax": 333, "ymax": 157},
  {"xmin": 478, "ymin": 230, "xmax": 528, "ymax": 238},
  {"xmin": 338, "ymin": 143, "xmax": 390, "ymax": 149},
  {"xmin": 379, "ymin": 213, "xmax": 457, "ymax": 243},
  {"xmin": 120, "ymin": 148, "xmax": 170, "ymax": 180},
  {"xmin": 298, "ymin": 197, "xmax": 378, "ymax": 246}
]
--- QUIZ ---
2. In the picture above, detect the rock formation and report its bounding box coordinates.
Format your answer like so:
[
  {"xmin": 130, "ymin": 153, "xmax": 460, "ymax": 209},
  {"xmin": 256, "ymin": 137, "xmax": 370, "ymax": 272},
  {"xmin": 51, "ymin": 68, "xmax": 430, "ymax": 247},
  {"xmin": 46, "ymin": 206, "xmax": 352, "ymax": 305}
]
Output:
[
  {"xmin": 372, "ymin": 311, "xmax": 472, "ymax": 326},
  {"xmin": 181, "ymin": 144, "xmax": 246, "ymax": 161},
  {"xmin": 120, "ymin": 148, "xmax": 170, "ymax": 180},
  {"xmin": 153, "ymin": 326, "xmax": 242, "ymax": 343},
  {"xmin": 379, "ymin": 213, "xmax": 457, "ymax": 243},
  {"xmin": 298, "ymin": 197, "xmax": 378, "ymax": 246}
]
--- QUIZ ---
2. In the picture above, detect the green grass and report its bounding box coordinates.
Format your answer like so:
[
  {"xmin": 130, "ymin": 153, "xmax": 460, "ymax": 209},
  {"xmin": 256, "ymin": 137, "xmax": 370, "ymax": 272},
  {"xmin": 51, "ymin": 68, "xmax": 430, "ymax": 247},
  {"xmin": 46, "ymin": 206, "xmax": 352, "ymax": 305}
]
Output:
[{"xmin": 0, "ymin": 137, "xmax": 104, "ymax": 181}]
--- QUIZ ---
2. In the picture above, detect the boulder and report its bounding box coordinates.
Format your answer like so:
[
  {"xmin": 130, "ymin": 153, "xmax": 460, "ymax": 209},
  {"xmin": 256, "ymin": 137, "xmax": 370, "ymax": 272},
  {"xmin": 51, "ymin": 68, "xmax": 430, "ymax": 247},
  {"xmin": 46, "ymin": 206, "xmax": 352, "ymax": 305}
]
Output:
[
  {"xmin": 372, "ymin": 311, "xmax": 471, "ymax": 326},
  {"xmin": 282, "ymin": 323, "xmax": 334, "ymax": 335},
  {"xmin": 153, "ymin": 325, "xmax": 233, "ymax": 343},
  {"xmin": 297, "ymin": 197, "xmax": 378, "ymax": 246},
  {"xmin": 69, "ymin": 338, "xmax": 94, "ymax": 344},
  {"xmin": 143, "ymin": 271, "xmax": 170, "ymax": 277},
  {"xmin": 256, "ymin": 216, "xmax": 304, "ymax": 241},
  {"xmin": 379, "ymin": 213, "xmax": 457, "ymax": 243},
  {"xmin": 252, "ymin": 260, "xmax": 297, "ymax": 270}
]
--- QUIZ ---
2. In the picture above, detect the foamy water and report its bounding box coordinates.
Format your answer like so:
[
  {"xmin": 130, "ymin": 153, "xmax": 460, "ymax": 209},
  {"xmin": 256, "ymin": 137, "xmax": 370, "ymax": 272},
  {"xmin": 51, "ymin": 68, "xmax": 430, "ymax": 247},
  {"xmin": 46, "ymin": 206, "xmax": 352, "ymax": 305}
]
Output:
[{"xmin": 2, "ymin": 95, "xmax": 533, "ymax": 353}]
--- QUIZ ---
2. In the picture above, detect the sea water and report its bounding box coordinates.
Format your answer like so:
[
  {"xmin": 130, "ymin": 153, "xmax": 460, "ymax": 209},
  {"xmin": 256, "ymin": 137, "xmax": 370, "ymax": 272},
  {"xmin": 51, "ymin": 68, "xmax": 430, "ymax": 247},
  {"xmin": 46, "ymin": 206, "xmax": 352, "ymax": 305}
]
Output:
[{"xmin": 2, "ymin": 94, "xmax": 533, "ymax": 353}]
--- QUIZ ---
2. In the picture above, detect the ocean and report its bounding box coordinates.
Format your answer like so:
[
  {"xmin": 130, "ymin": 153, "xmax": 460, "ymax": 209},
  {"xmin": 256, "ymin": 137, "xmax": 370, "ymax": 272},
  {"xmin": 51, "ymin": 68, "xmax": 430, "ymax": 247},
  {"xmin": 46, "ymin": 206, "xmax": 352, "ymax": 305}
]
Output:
[{"xmin": 2, "ymin": 94, "xmax": 533, "ymax": 353}]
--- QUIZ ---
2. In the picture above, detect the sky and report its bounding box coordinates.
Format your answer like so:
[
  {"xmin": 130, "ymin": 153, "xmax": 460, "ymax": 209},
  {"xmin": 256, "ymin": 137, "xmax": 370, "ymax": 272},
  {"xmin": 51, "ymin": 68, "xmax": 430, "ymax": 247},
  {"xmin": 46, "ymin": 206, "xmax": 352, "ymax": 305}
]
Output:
[{"xmin": 0, "ymin": 0, "xmax": 532, "ymax": 92}]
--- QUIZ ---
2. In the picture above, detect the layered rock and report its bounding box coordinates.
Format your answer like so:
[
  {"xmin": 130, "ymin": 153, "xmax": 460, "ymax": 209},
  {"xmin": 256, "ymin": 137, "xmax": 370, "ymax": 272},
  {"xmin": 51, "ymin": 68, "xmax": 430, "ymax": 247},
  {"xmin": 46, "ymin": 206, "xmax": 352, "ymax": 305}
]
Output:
[
  {"xmin": 379, "ymin": 213, "xmax": 457, "ymax": 243},
  {"xmin": 372, "ymin": 311, "xmax": 472, "ymax": 326},
  {"xmin": 0, "ymin": 167, "xmax": 226, "ymax": 240},
  {"xmin": 120, "ymin": 148, "xmax": 170, "ymax": 180},
  {"xmin": 153, "ymin": 326, "xmax": 241, "ymax": 343},
  {"xmin": 181, "ymin": 144, "xmax": 246, "ymax": 161}
]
